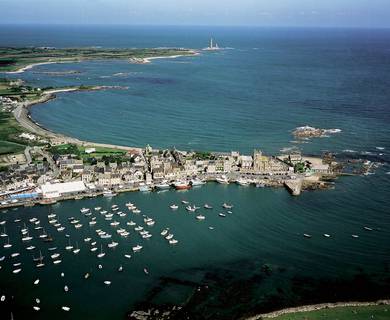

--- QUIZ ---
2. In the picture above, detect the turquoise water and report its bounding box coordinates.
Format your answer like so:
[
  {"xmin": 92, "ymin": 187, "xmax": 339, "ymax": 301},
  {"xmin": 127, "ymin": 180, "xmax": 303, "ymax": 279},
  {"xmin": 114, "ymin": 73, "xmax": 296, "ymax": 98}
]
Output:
[{"xmin": 1, "ymin": 26, "xmax": 390, "ymax": 319}]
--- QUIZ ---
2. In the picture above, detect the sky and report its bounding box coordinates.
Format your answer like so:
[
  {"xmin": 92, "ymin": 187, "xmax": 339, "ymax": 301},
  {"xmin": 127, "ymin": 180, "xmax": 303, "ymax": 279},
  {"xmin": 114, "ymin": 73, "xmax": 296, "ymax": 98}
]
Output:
[{"xmin": 0, "ymin": 0, "xmax": 389, "ymax": 28}]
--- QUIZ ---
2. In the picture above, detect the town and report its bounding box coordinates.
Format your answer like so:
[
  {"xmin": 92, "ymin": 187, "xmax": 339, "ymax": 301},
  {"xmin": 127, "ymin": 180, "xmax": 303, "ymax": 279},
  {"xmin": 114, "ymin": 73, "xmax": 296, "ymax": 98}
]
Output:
[{"xmin": 0, "ymin": 133, "xmax": 337, "ymax": 208}]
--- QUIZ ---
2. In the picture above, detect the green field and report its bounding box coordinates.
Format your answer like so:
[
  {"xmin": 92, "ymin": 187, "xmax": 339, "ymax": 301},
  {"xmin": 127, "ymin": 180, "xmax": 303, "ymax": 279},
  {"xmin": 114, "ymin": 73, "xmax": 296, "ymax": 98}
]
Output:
[
  {"xmin": 48, "ymin": 144, "xmax": 127, "ymax": 161},
  {"xmin": 271, "ymin": 305, "xmax": 389, "ymax": 320},
  {"xmin": 0, "ymin": 109, "xmax": 27, "ymax": 155},
  {"xmin": 0, "ymin": 47, "xmax": 195, "ymax": 72}
]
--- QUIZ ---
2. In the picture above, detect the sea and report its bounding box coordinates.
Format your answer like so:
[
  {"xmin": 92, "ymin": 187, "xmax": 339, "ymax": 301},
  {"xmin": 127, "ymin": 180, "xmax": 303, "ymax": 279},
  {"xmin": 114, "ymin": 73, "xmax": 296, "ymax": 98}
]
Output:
[{"xmin": 0, "ymin": 25, "xmax": 390, "ymax": 319}]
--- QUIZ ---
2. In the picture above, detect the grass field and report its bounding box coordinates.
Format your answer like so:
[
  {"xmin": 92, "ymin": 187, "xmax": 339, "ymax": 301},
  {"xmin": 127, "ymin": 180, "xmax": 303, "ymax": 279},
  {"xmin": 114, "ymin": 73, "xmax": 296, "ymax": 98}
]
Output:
[
  {"xmin": 271, "ymin": 305, "xmax": 389, "ymax": 320},
  {"xmin": 0, "ymin": 109, "xmax": 27, "ymax": 155},
  {"xmin": 48, "ymin": 144, "xmax": 126, "ymax": 159},
  {"xmin": 0, "ymin": 47, "xmax": 195, "ymax": 72}
]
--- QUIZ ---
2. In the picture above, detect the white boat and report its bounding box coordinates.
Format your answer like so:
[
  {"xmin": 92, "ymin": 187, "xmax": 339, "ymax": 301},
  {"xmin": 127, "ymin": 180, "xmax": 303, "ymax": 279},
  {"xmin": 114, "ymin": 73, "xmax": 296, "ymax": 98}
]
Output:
[
  {"xmin": 222, "ymin": 203, "xmax": 233, "ymax": 209},
  {"xmin": 323, "ymin": 234, "xmax": 331, "ymax": 238},
  {"xmin": 97, "ymin": 245, "xmax": 106, "ymax": 258},
  {"xmin": 169, "ymin": 239, "xmax": 178, "ymax": 245},
  {"xmin": 191, "ymin": 179, "xmax": 206, "ymax": 186},
  {"xmin": 186, "ymin": 205, "xmax": 196, "ymax": 212},
  {"xmin": 170, "ymin": 204, "xmax": 179, "ymax": 210},
  {"xmin": 64, "ymin": 285, "xmax": 69, "ymax": 292},
  {"xmin": 139, "ymin": 184, "xmax": 151, "ymax": 192},
  {"xmin": 13, "ymin": 268, "xmax": 22, "ymax": 274},
  {"xmin": 21, "ymin": 234, "xmax": 33, "ymax": 242},
  {"xmin": 118, "ymin": 265, "xmax": 123, "ymax": 272},
  {"xmin": 352, "ymin": 234, "xmax": 359, "ymax": 238},
  {"xmin": 110, "ymin": 221, "xmax": 120, "ymax": 227},
  {"xmin": 3, "ymin": 237, "xmax": 12, "ymax": 248},
  {"xmin": 303, "ymin": 234, "xmax": 312, "ymax": 238},
  {"xmin": 90, "ymin": 247, "xmax": 98, "ymax": 252},
  {"xmin": 219, "ymin": 213, "xmax": 226, "ymax": 217},
  {"xmin": 51, "ymin": 253, "xmax": 60, "ymax": 259},
  {"xmin": 132, "ymin": 245, "xmax": 143, "ymax": 252},
  {"xmin": 0, "ymin": 256, "xmax": 5, "ymax": 261},
  {"xmin": 103, "ymin": 190, "xmax": 117, "ymax": 197},
  {"xmin": 364, "ymin": 226, "xmax": 373, "ymax": 231},
  {"xmin": 142, "ymin": 234, "xmax": 152, "ymax": 239},
  {"xmin": 146, "ymin": 220, "xmax": 155, "ymax": 226},
  {"xmin": 124, "ymin": 254, "xmax": 131, "ymax": 259},
  {"xmin": 94, "ymin": 207, "xmax": 102, "ymax": 211},
  {"xmin": 89, "ymin": 221, "xmax": 97, "ymax": 226},
  {"xmin": 133, "ymin": 209, "xmax": 141, "ymax": 214},
  {"xmin": 26, "ymin": 245, "xmax": 35, "ymax": 250},
  {"xmin": 204, "ymin": 204, "xmax": 213, "ymax": 209},
  {"xmin": 47, "ymin": 213, "xmax": 56, "ymax": 219},
  {"xmin": 181, "ymin": 200, "xmax": 189, "ymax": 204},
  {"xmin": 108, "ymin": 241, "xmax": 118, "ymax": 248},
  {"xmin": 52, "ymin": 259, "xmax": 62, "ymax": 265},
  {"xmin": 65, "ymin": 239, "xmax": 73, "ymax": 251},
  {"xmin": 127, "ymin": 221, "xmax": 136, "ymax": 226},
  {"xmin": 165, "ymin": 234, "xmax": 174, "ymax": 240},
  {"xmin": 155, "ymin": 181, "xmax": 171, "ymax": 190},
  {"xmin": 134, "ymin": 226, "xmax": 143, "ymax": 231},
  {"xmin": 161, "ymin": 229, "xmax": 169, "ymax": 236},
  {"xmin": 196, "ymin": 215, "xmax": 206, "ymax": 220},
  {"xmin": 34, "ymin": 279, "xmax": 40, "ymax": 285},
  {"xmin": 33, "ymin": 306, "xmax": 40, "ymax": 311},
  {"xmin": 57, "ymin": 226, "xmax": 65, "ymax": 232},
  {"xmin": 61, "ymin": 306, "xmax": 70, "ymax": 312},
  {"xmin": 100, "ymin": 234, "xmax": 112, "ymax": 239},
  {"xmin": 11, "ymin": 252, "xmax": 20, "ymax": 258},
  {"xmin": 236, "ymin": 178, "xmax": 249, "ymax": 186},
  {"xmin": 80, "ymin": 208, "xmax": 90, "ymax": 213},
  {"xmin": 216, "ymin": 175, "xmax": 229, "ymax": 184},
  {"xmin": 73, "ymin": 242, "xmax": 80, "ymax": 254},
  {"xmin": 84, "ymin": 237, "xmax": 92, "ymax": 242},
  {"xmin": 104, "ymin": 281, "xmax": 111, "ymax": 285}
]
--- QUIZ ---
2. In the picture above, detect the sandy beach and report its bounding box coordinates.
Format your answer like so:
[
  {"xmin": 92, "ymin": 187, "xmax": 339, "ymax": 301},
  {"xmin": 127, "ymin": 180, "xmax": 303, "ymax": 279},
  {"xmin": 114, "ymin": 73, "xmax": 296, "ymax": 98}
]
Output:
[{"xmin": 13, "ymin": 87, "xmax": 142, "ymax": 152}]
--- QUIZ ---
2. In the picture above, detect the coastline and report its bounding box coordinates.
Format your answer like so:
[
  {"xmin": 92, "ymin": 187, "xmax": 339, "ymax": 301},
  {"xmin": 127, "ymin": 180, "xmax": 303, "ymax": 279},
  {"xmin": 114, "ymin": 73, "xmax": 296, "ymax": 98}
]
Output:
[
  {"xmin": 247, "ymin": 300, "xmax": 390, "ymax": 319},
  {"xmin": 4, "ymin": 51, "xmax": 199, "ymax": 74},
  {"xmin": 13, "ymin": 86, "xmax": 142, "ymax": 152}
]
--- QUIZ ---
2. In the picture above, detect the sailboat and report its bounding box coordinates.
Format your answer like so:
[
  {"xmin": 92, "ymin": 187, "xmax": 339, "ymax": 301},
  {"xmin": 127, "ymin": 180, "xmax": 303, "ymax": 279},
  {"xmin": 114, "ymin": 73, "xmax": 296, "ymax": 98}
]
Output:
[
  {"xmin": 3, "ymin": 237, "xmax": 12, "ymax": 248},
  {"xmin": 36, "ymin": 251, "xmax": 45, "ymax": 268},
  {"xmin": 73, "ymin": 242, "xmax": 80, "ymax": 254},
  {"xmin": 203, "ymin": 38, "xmax": 221, "ymax": 51},
  {"xmin": 97, "ymin": 245, "xmax": 106, "ymax": 258},
  {"xmin": 65, "ymin": 239, "xmax": 73, "ymax": 251}
]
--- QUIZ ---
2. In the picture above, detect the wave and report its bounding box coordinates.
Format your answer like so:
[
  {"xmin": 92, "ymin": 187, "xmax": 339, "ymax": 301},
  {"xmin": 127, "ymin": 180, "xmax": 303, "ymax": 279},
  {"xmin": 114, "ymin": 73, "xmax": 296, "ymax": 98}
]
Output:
[
  {"xmin": 375, "ymin": 147, "xmax": 385, "ymax": 150},
  {"xmin": 342, "ymin": 149, "xmax": 357, "ymax": 153}
]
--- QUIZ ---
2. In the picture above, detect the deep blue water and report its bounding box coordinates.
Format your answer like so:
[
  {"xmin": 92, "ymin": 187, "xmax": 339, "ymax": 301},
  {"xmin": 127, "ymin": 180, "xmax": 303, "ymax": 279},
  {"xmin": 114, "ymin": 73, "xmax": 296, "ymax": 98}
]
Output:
[{"xmin": 0, "ymin": 26, "xmax": 390, "ymax": 319}]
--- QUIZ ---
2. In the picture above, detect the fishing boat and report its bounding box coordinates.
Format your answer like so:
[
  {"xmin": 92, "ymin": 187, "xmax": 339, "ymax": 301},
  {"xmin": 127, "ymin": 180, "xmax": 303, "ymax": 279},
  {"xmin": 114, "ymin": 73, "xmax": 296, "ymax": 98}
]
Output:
[
  {"xmin": 204, "ymin": 204, "xmax": 213, "ymax": 209},
  {"xmin": 170, "ymin": 204, "xmax": 179, "ymax": 210},
  {"xmin": 196, "ymin": 215, "xmax": 206, "ymax": 220},
  {"xmin": 174, "ymin": 181, "xmax": 191, "ymax": 190},
  {"xmin": 97, "ymin": 245, "xmax": 106, "ymax": 258},
  {"xmin": 216, "ymin": 175, "xmax": 229, "ymax": 184},
  {"xmin": 132, "ymin": 245, "xmax": 143, "ymax": 252}
]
